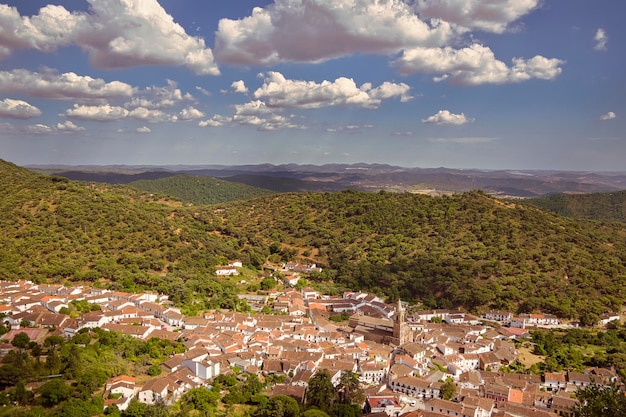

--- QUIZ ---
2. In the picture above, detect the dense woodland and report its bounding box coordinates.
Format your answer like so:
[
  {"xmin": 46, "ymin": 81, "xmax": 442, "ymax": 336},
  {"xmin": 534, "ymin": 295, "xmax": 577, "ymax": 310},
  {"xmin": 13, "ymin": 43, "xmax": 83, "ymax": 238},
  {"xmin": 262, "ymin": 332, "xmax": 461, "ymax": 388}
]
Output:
[
  {"xmin": 129, "ymin": 174, "xmax": 275, "ymax": 205},
  {"xmin": 526, "ymin": 190, "xmax": 626, "ymax": 224},
  {"xmin": 2, "ymin": 159, "xmax": 626, "ymax": 322}
]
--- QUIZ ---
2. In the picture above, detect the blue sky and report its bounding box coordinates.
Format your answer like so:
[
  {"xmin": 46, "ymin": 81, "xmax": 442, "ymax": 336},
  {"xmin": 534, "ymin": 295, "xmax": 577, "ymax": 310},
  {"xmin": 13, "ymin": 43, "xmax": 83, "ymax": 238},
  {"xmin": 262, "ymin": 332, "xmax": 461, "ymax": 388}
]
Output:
[{"xmin": 0, "ymin": 0, "xmax": 624, "ymax": 170}]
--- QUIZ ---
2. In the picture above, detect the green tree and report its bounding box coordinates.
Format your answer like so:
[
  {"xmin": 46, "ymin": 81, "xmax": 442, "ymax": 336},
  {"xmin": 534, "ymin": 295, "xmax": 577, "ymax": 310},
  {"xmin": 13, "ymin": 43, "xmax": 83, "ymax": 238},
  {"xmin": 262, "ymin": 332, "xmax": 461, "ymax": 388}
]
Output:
[
  {"xmin": 256, "ymin": 395, "xmax": 301, "ymax": 417},
  {"xmin": 0, "ymin": 364, "xmax": 22, "ymax": 389},
  {"xmin": 180, "ymin": 387, "xmax": 219, "ymax": 413},
  {"xmin": 147, "ymin": 364, "xmax": 162, "ymax": 376},
  {"xmin": 12, "ymin": 380, "xmax": 34, "ymax": 406},
  {"xmin": 44, "ymin": 335, "xmax": 65, "ymax": 349},
  {"xmin": 122, "ymin": 399, "xmax": 148, "ymax": 417},
  {"xmin": 306, "ymin": 369, "xmax": 336, "ymax": 413},
  {"xmin": 440, "ymin": 379, "xmax": 457, "ymax": 401},
  {"xmin": 38, "ymin": 379, "xmax": 71, "ymax": 406},
  {"xmin": 244, "ymin": 373, "xmax": 265, "ymax": 397},
  {"xmin": 11, "ymin": 332, "xmax": 31, "ymax": 350},
  {"xmin": 261, "ymin": 277, "xmax": 277, "ymax": 291},
  {"xmin": 337, "ymin": 371, "xmax": 363, "ymax": 405},
  {"xmin": 574, "ymin": 382, "xmax": 626, "ymax": 417}
]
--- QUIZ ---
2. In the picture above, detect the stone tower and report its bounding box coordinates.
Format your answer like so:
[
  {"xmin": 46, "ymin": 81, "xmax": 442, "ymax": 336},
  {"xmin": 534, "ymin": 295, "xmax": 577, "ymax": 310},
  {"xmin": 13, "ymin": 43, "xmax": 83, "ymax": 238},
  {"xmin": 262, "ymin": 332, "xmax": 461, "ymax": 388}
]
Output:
[{"xmin": 393, "ymin": 299, "xmax": 410, "ymax": 345}]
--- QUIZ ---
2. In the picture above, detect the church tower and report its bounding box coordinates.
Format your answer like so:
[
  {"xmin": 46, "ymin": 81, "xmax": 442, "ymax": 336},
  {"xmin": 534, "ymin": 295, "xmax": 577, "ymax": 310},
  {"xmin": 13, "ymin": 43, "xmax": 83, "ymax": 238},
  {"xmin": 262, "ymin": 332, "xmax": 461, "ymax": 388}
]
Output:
[{"xmin": 393, "ymin": 299, "xmax": 410, "ymax": 345}]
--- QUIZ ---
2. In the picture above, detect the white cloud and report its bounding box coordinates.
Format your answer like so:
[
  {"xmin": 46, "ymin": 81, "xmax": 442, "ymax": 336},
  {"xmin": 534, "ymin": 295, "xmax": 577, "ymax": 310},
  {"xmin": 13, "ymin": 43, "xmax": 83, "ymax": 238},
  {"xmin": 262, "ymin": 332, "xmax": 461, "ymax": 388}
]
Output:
[
  {"xmin": 199, "ymin": 114, "xmax": 231, "ymax": 127},
  {"xmin": 213, "ymin": 0, "xmax": 560, "ymax": 86},
  {"xmin": 178, "ymin": 106, "xmax": 205, "ymax": 121},
  {"xmin": 0, "ymin": 4, "xmax": 84, "ymax": 55},
  {"xmin": 0, "ymin": 98, "xmax": 42, "ymax": 119},
  {"xmin": 422, "ymin": 110, "xmax": 474, "ymax": 125},
  {"xmin": 136, "ymin": 126, "xmax": 151, "ymax": 133},
  {"xmin": 0, "ymin": 120, "xmax": 84, "ymax": 134},
  {"xmin": 231, "ymin": 80, "xmax": 248, "ymax": 94},
  {"xmin": 233, "ymin": 100, "xmax": 274, "ymax": 116},
  {"xmin": 127, "ymin": 107, "xmax": 172, "ymax": 122},
  {"xmin": 56, "ymin": 120, "xmax": 84, "ymax": 132},
  {"xmin": 64, "ymin": 104, "xmax": 129, "ymax": 121},
  {"xmin": 214, "ymin": 0, "xmax": 454, "ymax": 66},
  {"xmin": 24, "ymin": 123, "xmax": 55, "ymax": 134},
  {"xmin": 145, "ymin": 80, "xmax": 189, "ymax": 107},
  {"xmin": 414, "ymin": 0, "xmax": 540, "ymax": 34},
  {"xmin": 0, "ymin": 1, "xmax": 219, "ymax": 75},
  {"xmin": 600, "ymin": 111, "xmax": 616, "ymax": 121},
  {"xmin": 594, "ymin": 28, "xmax": 608, "ymax": 51},
  {"xmin": 195, "ymin": 86, "xmax": 211, "ymax": 97},
  {"xmin": 233, "ymin": 113, "xmax": 306, "ymax": 131},
  {"xmin": 394, "ymin": 44, "xmax": 564, "ymax": 85},
  {"xmin": 0, "ymin": 69, "xmax": 134, "ymax": 99},
  {"xmin": 253, "ymin": 71, "xmax": 411, "ymax": 109}
]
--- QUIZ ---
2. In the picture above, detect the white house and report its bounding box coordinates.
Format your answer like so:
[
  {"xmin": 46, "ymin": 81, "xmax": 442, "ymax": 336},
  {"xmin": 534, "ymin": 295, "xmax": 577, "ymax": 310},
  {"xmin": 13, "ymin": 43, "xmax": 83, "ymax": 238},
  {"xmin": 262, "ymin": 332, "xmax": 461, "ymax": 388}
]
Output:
[{"xmin": 216, "ymin": 266, "xmax": 238, "ymax": 276}]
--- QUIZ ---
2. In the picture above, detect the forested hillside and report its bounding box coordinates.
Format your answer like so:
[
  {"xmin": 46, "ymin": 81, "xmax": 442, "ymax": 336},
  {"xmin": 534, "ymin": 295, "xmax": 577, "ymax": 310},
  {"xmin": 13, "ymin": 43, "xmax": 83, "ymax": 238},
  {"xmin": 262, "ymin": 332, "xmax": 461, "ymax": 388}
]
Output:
[
  {"xmin": 525, "ymin": 190, "xmax": 626, "ymax": 224},
  {"xmin": 214, "ymin": 190, "xmax": 626, "ymax": 322},
  {"xmin": 2, "ymin": 159, "xmax": 626, "ymax": 321},
  {"xmin": 0, "ymin": 159, "xmax": 266, "ymax": 310},
  {"xmin": 129, "ymin": 174, "xmax": 275, "ymax": 205}
]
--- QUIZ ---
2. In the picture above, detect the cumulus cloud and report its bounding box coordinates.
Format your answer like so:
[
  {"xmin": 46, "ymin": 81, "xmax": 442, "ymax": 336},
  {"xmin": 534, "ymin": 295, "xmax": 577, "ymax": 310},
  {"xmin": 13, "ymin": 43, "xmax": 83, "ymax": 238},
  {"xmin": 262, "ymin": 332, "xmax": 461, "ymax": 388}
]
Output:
[
  {"xmin": 229, "ymin": 99, "xmax": 304, "ymax": 130},
  {"xmin": 199, "ymin": 114, "xmax": 231, "ymax": 127},
  {"xmin": 136, "ymin": 126, "xmax": 151, "ymax": 133},
  {"xmin": 212, "ymin": 0, "xmax": 561, "ymax": 85},
  {"xmin": 414, "ymin": 0, "xmax": 540, "ymax": 33},
  {"xmin": 233, "ymin": 100, "xmax": 274, "ymax": 116},
  {"xmin": 0, "ymin": 120, "xmax": 83, "ymax": 134},
  {"xmin": 214, "ymin": 0, "xmax": 454, "ymax": 66},
  {"xmin": 0, "ymin": 4, "xmax": 83, "ymax": 56},
  {"xmin": 24, "ymin": 123, "xmax": 55, "ymax": 134},
  {"xmin": 56, "ymin": 120, "xmax": 84, "ymax": 132},
  {"xmin": 394, "ymin": 44, "xmax": 564, "ymax": 85},
  {"xmin": 594, "ymin": 28, "xmax": 608, "ymax": 51},
  {"xmin": 231, "ymin": 80, "xmax": 248, "ymax": 94},
  {"xmin": 252, "ymin": 71, "xmax": 411, "ymax": 109},
  {"xmin": 233, "ymin": 113, "xmax": 306, "ymax": 131},
  {"xmin": 127, "ymin": 107, "xmax": 172, "ymax": 122},
  {"xmin": 0, "ymin": 1, "xmax": 219, "ymax": 75},
  {"xmin": 145, "ymin": 80, "xmax": 191, "ymax": 106},
  {"xmin": 124, "ymin": 80, "xmax": 193, "ymax": 111},
  {"xmin": 27, "ymin": 121, "xmax": 85, "ymax": 134},
  {"xmin": 0, "ymin": 69, "xmax": 134, "ymax": 100},
  {"xmin": 0, "ymin": 98, "xmax": 42, "ymax": 119},
  {"xmin": 64, "ymin": 104, "xmax": 129, "ymax": 121},
  {"xmin": 600, "ymin": 111, "xmax": 616, "ymax": 121},
  {"xmin": 422, "ymin": 110, "xmax": 474, "ymax": 125},
  {"xmin": 178, "ymin": 106, "xmax": 205, "ymax": 121}
]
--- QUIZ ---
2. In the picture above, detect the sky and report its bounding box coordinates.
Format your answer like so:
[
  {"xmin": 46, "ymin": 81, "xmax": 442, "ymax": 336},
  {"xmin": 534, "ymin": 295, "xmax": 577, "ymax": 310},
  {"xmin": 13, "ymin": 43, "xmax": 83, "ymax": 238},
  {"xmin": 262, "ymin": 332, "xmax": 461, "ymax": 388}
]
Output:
[{"xmin": 0, "ymin": 0, "xmax": 624, "ymax": 171}]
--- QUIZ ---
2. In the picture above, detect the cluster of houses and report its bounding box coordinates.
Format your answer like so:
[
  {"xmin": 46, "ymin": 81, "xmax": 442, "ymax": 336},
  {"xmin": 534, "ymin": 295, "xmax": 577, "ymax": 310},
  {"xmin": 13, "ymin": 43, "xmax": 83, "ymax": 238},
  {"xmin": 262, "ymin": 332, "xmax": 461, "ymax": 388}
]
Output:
[{"xmin": 0, "ymin": 280, "xmax": 621, "ymax": 416}]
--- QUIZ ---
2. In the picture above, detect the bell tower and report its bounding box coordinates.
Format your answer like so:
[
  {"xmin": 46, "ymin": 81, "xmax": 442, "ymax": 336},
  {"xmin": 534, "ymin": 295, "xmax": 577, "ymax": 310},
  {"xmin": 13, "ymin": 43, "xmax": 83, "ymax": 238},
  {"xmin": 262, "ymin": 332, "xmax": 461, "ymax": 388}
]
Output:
[{"xmin": 393, "ymin": 299, "xmax": 409, "ymax": 345}]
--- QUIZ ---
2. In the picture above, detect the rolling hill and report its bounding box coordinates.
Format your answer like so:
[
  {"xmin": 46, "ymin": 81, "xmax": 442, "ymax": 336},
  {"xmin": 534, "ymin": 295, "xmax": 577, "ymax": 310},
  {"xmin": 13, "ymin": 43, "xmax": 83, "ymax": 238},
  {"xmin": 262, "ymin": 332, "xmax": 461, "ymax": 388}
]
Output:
[
  {"xmin": 3, "ymin": 159, "xmax": 626, "ymax": 321},
  {"xmin": 525, "ymin": 190, "xmax": 626, "ymax": 224},
  {"xmin": 129, "ymin": 174, "xmax": 275, "ymax": 205}
]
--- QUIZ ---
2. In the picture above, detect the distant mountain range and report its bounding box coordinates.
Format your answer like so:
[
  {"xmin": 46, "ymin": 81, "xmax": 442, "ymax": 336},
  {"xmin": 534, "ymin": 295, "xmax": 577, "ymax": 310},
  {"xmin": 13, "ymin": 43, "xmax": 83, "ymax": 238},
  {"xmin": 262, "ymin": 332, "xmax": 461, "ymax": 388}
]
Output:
[{"xmin": 31, "ymin": 163, "xmax": 626, "ymax": 197}]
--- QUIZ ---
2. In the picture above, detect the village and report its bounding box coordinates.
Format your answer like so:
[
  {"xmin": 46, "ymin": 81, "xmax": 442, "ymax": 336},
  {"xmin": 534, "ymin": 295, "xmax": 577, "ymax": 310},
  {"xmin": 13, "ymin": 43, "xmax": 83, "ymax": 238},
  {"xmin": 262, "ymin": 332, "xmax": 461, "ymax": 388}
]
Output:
[{"xmin": 0, "ymin": 270, "xmax": 621, "ymax": 417}]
